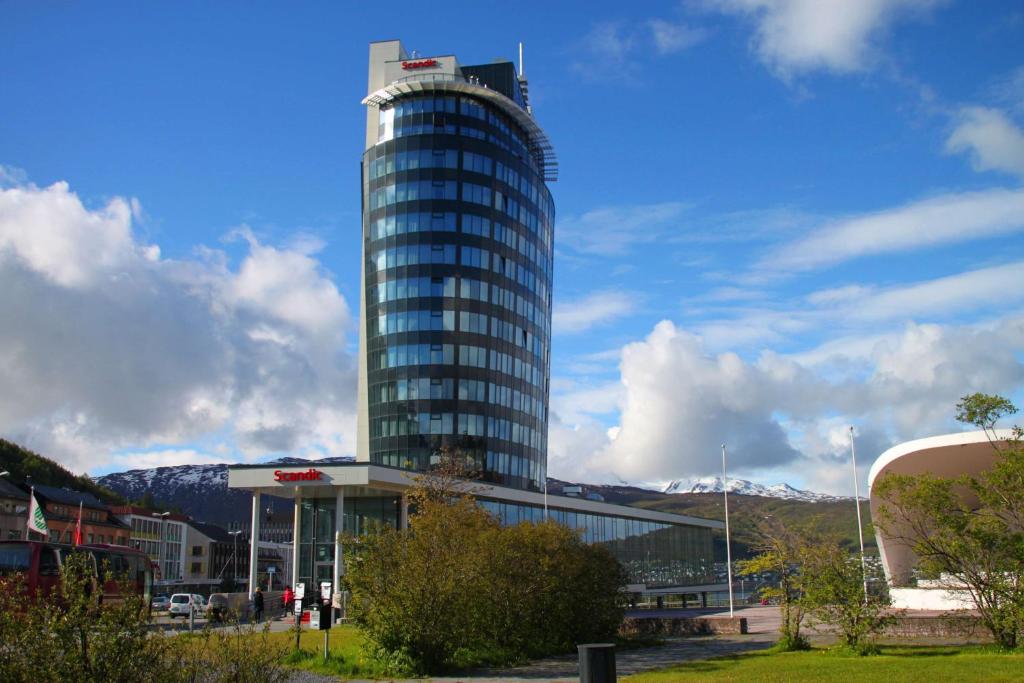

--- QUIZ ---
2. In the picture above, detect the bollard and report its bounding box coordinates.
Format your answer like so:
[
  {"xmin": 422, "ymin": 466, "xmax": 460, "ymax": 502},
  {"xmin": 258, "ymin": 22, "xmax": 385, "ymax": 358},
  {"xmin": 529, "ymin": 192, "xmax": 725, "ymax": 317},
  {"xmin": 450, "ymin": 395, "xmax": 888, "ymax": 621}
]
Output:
[{"xmin": 578, "ymin": 643, "xmax": 616, "ymax": 683}]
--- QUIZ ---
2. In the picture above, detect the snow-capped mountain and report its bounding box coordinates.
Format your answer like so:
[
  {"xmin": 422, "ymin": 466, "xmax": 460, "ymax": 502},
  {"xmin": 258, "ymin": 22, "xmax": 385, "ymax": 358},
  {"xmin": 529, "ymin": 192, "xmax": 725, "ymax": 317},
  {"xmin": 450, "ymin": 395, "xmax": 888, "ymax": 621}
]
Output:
[
  {"xmin": 96, "ymin": 456, "xmax": 352, "ymax": 527},
  {"xmin": 96, "ymin": 457, "xmax": 844, "ymax": 529},
  {"xmin": 663, "ymin": 476, "xmax": 846, "ymax": 502}
]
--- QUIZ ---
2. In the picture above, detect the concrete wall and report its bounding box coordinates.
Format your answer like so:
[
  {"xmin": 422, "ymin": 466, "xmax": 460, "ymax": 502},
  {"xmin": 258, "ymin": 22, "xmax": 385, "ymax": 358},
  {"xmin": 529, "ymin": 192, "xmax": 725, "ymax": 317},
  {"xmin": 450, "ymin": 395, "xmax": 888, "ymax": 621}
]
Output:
[{"xmin": 889, "ymin": 587, "xmax": 976, "ymax": 611}]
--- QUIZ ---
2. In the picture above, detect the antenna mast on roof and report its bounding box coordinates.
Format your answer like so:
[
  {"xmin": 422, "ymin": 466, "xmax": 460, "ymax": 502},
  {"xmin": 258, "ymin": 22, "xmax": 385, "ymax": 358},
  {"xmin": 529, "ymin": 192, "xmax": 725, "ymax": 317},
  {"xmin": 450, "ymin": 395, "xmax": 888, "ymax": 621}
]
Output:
[{"xmin": 518, "ymin": 42, "xmax": 524, "ymax": 77}]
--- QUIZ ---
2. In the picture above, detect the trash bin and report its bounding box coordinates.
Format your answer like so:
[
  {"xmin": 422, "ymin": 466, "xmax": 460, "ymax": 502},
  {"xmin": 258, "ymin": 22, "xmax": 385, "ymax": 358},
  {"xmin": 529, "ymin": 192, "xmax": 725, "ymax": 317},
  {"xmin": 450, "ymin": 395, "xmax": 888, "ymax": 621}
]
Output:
[{"xmin": 578, "ymin": 643, "xmax": 616, "ymax": 683}]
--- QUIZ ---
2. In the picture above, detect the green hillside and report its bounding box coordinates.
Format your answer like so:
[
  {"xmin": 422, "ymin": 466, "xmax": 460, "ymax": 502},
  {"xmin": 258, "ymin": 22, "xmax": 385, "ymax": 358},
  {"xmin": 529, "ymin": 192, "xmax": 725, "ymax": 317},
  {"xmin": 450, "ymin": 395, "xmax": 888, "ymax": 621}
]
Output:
[
  {"xmin": 561, "ymin": 483, "xmax": 876, "ymax": 559},
  {"xmin": 0, "ymin": 438, "xmax": 125, "ymax": 505}
]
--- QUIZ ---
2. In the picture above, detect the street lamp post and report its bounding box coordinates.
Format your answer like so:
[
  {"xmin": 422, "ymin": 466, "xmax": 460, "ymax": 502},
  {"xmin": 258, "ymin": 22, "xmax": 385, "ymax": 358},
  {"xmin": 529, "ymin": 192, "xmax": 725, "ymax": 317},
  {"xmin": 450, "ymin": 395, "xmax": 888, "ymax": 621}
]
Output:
[
  {"xmin": 229, "ymin": 529, "xmax": 243, "ymax": 589},
  {"xmin": 849, "ymin": 426, "xmax": 869, "ymax": 604}
]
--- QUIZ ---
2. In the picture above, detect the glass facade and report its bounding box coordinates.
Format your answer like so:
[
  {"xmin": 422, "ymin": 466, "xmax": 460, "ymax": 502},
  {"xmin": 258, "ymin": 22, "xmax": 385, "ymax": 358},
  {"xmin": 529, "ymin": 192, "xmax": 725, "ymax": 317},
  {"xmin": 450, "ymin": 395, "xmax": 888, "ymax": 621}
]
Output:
[
  {"xmin": 479, "ymin": 500, "xmax": 716, "ymax": 588},
  {"xmin": 295, "ymin": 497, "xmax": 400, "ymax": 589},
  {"xmin": 297, "ymin": 492, "xmax": 714, "ymax": 591},
  {"xmin": 362, "ymin": 89, "xmax": 555, "ymax": 491}
]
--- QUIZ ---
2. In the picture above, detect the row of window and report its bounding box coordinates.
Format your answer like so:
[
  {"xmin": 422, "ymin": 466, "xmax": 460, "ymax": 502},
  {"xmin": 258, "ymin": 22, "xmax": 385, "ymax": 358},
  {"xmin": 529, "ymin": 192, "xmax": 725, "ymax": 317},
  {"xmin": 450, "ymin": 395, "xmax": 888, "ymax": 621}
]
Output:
[
  {"xmin": 367, "ymin": 242, "xmax": 548, "ymax": 306},
  {"xmin": 368, "ymin": 180, "xmax": 458, "ymax": 209},
  {"xmin": 367, "ymin": 146, "xmax": 551, "ymax": 228},
  {"xmin": 377, "ymin": 114, "xmax": 535, "ymax": 172},
  {"xmin": 368, "ymin": 148, "xmax": 459, "ymax": 179},
  {"xmin": 368, "ymin": 245, "xmax": 548, "ymax": 306},
  {"xmin": 372, "ymin": 343, "xmax": 545, "ymax": 388},
  {"xmin": 370, "ymin": 412, "xmax": 544, "ymax": 448},
  {"xmin": 368, "ymin": 211, "xmax": 551, "ymax": 278},
  {"xmin": 483, "ymin": 451, "xmax": 544, "ymax": 488},
  {"xmin": 368, "ymin": 212, "xmax": 456, "ymax": 239},
  {"xmin": 367, "ymin": 179, "xmax": 548, "ymax": 244},
  {"xmin": 369, "ymin": 309, "xmax": 455, "ymax": 336},
  {"xmin": 368, "ymin": 275, "xmax": 550, "ymax": 337},
  {"xmin": 371, "ymin": 449, "xmax": 544, "ymax": 491},
  {"xmin": 369, "ymin": 378, "xmax": 546, "ymax": 420},
  {"xmin": 370, "ymin": 243, "xmax": 457, "ymax": 270},
  {"xmin": 378, "ymin": 96, "xmax": 534, "ymax": 167}
]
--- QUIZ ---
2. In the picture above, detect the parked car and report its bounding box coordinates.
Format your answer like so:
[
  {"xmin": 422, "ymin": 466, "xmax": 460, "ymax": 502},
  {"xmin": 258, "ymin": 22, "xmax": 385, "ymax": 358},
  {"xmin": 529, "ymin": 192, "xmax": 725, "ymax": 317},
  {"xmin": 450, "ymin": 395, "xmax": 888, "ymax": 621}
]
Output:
[
  {"xmin": 168, "ymin": 593, "xmax": 206, "ymax": 619},
  {"xmin": 151, "ymin": 594, "xmax": 170, "ymax": 611},
  {"xmin": 206, "ymin": 593, "xmax": 230, "ymax": 622}
]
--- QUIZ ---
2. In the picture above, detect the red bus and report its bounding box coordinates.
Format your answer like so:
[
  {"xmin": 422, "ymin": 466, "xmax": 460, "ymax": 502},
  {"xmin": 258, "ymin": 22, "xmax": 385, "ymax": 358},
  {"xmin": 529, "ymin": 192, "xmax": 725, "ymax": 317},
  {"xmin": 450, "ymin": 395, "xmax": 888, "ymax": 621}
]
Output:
[{"xmin": 0, "ymin": 540, "xmax": 154, "ymax": 606}]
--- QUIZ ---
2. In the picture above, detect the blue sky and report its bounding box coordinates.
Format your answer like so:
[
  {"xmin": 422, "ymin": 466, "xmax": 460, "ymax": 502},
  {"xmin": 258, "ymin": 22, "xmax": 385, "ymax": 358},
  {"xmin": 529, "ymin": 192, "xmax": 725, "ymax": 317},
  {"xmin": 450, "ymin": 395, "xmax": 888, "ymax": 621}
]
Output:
[{"xmin": 1, "ymin": 1, "xmax": 1023, "ymax": 493}]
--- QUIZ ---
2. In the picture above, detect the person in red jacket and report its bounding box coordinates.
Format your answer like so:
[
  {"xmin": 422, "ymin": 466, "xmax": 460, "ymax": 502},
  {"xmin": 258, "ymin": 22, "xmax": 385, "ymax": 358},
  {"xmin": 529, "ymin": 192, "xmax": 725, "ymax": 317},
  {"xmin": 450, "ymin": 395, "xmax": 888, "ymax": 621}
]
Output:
[{"xmin": 283, "ymin": 585, "xmax": 294, "ymax": 616}]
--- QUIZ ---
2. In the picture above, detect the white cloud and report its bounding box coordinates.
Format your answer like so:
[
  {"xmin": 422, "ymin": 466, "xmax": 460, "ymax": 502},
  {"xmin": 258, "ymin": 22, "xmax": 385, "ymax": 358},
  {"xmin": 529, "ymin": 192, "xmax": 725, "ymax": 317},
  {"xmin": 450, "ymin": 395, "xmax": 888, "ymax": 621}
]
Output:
[
  {"xmin": 0, "ymin": 176, "xmax": 357, "ymax": 472},
  {"xmin": 946, "ymin": 106, "xmax": 1024, "ymax": 179},
  {"xmin": 707, "ymin": 0, "xmax": 942, "ymax": 79},
  {"xmin": 557, "ymin": 202, "xmax": 690, "ymax": 256},
  {"xmin": 696, "ymin": 260, "xmax": 1024, "ymax": 350},
  {"xmin": 105, "ymin": 448, "xmax": 228, "ymax": 470},
  {"xmin": 648, "ymin": 19, "xmax": 708, "ymax": 55},
  {"xmin": 553, "ymin": 290, "xmax": 636, "ymax": 334},
  {"xmin": 551, "ymin": 316, "xmax": 1024, "ymax": 493},
  {"xmin": 758, "ymin": 187, "xmax": 1024, "ymax": 274}
]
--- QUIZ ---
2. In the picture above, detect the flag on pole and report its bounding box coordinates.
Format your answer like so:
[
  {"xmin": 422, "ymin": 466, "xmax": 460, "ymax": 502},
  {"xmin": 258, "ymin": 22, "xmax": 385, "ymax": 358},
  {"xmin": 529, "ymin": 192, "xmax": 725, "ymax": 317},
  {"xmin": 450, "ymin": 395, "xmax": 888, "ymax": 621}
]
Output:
[
  {"xmin": 73, "ymin": 501, "xmax": 83, "ymax": 546},
  {"xmin": 27, "ymin": 487, "xmax": 48, "ymax": 537}
]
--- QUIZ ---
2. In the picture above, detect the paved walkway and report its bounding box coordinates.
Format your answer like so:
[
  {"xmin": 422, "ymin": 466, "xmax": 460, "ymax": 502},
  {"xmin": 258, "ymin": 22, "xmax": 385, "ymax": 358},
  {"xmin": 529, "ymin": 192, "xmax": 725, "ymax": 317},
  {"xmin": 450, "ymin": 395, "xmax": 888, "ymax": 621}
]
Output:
[{"xmin": 297, "ymin": 607, "xmax": 781, "ymax": 683}]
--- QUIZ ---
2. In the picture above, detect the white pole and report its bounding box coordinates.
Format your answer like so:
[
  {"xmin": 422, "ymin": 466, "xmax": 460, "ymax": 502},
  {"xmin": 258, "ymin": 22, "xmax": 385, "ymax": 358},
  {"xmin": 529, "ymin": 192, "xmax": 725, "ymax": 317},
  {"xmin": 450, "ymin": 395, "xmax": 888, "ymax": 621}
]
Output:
[
  {"xmin": 722, "ymin": 444, "xmax": 734, "ymax": 618},
  {"xmin": 849, "ymin": 426, "xmax": 868, "ymax": 603},
  {"xmin": 518, "ymin": 42, "xmax": 524, "ymax": 77}
]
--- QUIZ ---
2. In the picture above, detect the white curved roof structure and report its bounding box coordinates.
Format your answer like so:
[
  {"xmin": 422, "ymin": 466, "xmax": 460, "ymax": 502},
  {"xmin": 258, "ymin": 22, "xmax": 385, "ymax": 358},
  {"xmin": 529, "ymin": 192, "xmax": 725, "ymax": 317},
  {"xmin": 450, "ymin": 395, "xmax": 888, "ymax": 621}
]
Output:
[
  {"xmin": 868, "ymin": 429, "xmax": 1012, "ymax": 585},
  {"xmin": 362, "ymin": 73, "xmax": 558, "ymax": 181}
]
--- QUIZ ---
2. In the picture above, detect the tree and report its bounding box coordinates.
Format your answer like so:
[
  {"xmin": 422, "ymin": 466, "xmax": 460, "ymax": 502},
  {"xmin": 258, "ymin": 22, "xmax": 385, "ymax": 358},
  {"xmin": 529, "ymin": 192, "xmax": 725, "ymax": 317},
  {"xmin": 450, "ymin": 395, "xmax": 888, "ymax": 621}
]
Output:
[
  {"xmin": 344, "ymin": 455, "xmax": 626, "ymax": 674},
  {"xmin": 874, "ymin": 393, "xmax": 1024, "ymax": 649},
  {"xmin": 737, "ymin": 520, "xmax": 810, "ymax": 650},
  {"xmin": 800, "ymin": 541, "xmax": 894, "ymax": 651}
]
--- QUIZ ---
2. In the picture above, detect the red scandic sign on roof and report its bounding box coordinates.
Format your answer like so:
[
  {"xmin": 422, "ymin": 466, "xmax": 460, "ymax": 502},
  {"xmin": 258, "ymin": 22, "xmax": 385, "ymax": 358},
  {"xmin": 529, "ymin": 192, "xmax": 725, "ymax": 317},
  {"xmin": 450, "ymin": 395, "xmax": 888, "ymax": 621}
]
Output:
[
  {"xmin": 401, "ymin": 59, "xmax": 438, "ymax": 70},
  {"xmin": 274, "ymin": 468, "xmax": 322, "ymax": 482}
]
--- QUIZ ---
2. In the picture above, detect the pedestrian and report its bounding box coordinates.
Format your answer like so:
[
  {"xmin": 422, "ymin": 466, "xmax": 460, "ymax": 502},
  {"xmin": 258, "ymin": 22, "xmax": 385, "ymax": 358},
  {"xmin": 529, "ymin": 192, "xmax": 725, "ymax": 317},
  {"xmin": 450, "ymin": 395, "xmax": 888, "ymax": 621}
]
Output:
[
  {"xmin": 283, "ymin": 585, "xmax": 294, "ymax": 617},
  {"xmin": 253, "ymin": 587, "xmax": 264, "ymax": 623}
]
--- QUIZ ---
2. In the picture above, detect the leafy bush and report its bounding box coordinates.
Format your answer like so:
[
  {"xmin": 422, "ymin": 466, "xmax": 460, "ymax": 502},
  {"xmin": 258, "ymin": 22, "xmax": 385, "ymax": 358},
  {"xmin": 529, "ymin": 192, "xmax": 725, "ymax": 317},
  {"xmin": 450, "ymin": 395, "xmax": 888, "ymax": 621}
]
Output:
[
  {"xmin": 0, "ymin": 553, "xmax": 289, "ymax": 682},
  {"xmin": 345, "ymin": 476, "xmax": 627, "ymax": 674}
]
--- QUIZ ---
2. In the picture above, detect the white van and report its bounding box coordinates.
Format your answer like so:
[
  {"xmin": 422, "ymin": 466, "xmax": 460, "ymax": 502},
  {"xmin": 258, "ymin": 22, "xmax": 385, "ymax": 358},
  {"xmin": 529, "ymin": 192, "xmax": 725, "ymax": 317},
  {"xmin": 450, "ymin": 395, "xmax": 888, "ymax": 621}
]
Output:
[{"xmin": 168, "ymin": 593, "xmax": 206, "ymax": 619}]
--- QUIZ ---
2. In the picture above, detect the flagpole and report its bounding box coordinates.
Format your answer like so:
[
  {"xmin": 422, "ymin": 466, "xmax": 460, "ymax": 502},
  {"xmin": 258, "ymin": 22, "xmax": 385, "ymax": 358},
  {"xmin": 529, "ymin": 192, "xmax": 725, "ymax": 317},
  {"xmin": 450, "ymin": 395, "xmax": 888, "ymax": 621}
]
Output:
[
  {"xmin": 722, "ymin": 444, "xmax": 734, "ymax": 619},
  {"xmin": 25, "ymin": 483, "xmax": 32, "ymax": 540},
  {"xmin": 849, "ymin": 426, "xmax": 868, "ymax": 603}
]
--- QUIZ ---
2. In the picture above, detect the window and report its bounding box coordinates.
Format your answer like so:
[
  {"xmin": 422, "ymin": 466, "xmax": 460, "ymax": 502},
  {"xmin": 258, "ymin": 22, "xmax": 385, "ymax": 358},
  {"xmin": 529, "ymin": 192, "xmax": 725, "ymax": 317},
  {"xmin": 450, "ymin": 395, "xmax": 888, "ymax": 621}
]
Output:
[
  {"xmin": 457, "ymin": 413, "xmax": 486, "ymax": 436},
  {"xmin": 192, "ymin": 545, "xmax": 203, "ymax": 557},
  {"xmin": 190, "ymin": 562, "xmax": 202, "ymax": 574},
  {"xmin": 459, "ymin": 311, "xmax": 488, "ymax": 335},
  {"xmin": 458, "ymin": 378, "xmax": 487, "ymax": 401},
  {"xmin": 462, "ymin": 182, "xmax": 491, "ymax": 206},
  {"xmin": 459, "ymin": 345, "xmax": 487, "ymax": 368},
  {"xmin": 460, "ymin": 246, "xmax": 489, "ymax": 269},
  {"xmin": 462, "ymin": 151, "xmax": 492, "ymax": 175},
  {"xmin": 462, "ymin": 214, "xmax": 490, "ymax": 237},
  {"xmin": 39, "ymin": 548, "xmax": 60, "ymax": 577}
]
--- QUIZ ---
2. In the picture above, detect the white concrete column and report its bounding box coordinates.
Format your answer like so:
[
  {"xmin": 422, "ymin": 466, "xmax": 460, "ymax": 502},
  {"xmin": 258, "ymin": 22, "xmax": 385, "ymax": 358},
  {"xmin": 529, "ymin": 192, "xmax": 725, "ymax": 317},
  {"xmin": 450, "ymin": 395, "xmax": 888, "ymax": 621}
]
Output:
[
  {"xmin": 333, "ymin": 488, "xmax": 345, "ymax": 622},
  {"xmin": 333, "ymin": 488, "xmax": 345, "ymax": 583},
  {"xmin": 291, "ymin": 488, "xmax": 301, "ymax": 588},
  {"xmin": 248, "ymin": 491, "xmax": 261, "ymax": 599}
]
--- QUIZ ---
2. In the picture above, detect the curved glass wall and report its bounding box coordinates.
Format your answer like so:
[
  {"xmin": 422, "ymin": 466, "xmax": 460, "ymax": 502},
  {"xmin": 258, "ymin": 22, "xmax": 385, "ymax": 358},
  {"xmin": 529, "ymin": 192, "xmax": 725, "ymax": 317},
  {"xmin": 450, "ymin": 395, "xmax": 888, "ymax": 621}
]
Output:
[{"xmin": 362, "ymin": 91, "xmax": 554, "ymax": 491}]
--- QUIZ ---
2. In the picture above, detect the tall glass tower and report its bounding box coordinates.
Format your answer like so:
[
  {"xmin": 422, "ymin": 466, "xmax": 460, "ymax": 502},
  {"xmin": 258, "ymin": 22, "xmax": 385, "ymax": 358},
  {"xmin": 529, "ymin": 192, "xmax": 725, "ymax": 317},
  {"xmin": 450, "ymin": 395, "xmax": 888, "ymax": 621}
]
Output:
[{"xmin": 357, "ymin": 40, "xmax": 557, "ymax": 491}]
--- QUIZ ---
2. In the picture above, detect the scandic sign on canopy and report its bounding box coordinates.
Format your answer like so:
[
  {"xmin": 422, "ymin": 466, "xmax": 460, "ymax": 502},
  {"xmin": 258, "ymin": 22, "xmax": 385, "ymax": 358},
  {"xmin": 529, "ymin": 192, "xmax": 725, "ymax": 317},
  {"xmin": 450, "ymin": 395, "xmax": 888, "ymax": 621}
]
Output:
[
  {"xmin": 401, "ymin": 59, "xmax": 438, "ymax": 70},
  {"xmin": 274, "ymin": 468, "xmax": 322, "ymax": 482}
]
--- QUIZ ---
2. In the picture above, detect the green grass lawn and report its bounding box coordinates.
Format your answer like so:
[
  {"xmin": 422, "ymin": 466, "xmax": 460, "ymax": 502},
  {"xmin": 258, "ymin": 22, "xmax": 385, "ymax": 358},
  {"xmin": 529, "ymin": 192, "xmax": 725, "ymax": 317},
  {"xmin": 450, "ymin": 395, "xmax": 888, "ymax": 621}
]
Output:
[
  {"xmin": 625, "ymin": 646, "xmax": 1024, "ymax": 683},
  {"xmin": 267, "ymin": 625, "xmax": 392, "ymax": 678}
]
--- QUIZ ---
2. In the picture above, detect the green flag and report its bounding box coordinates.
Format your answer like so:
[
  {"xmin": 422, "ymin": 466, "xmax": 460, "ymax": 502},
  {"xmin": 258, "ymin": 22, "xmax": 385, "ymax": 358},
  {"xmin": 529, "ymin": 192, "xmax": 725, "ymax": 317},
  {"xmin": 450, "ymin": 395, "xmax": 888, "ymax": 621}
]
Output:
[{"xmin": 27, "ymin": 488, "xmax": 48, "ymax": 536}]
